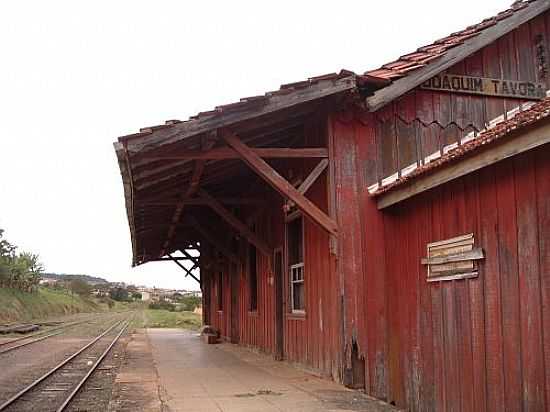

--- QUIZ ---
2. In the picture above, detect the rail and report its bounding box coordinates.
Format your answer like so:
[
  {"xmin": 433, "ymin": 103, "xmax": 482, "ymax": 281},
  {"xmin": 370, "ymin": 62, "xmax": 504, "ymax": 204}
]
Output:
[{"xmin": 0, "ymin": 316, "xmax": 131, "ymax": 411}]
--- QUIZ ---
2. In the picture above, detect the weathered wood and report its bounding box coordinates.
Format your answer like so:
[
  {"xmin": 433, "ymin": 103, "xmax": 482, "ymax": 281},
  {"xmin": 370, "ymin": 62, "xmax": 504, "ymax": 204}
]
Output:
[
  {"xmin": 136, "ymin": 198, "xmax": 264, "ymax": 207},
  {"xmin": 421, "ymin": 74, "xmax": 545, "ymax": 100},
  {"xmin": 286, "ymin": 159, "xmax": 329, "ymax": 208},
  {"xmin": 151, "ymin": 257, "xmax": 196, "ymax": 262},
  {"xmin": 160, "ymin": 137, "xmax": 215, "ymax": 257},
  {"xmin": 188, "ymin": 217, "xmax": 240, "ymax": 265},
  {"xmin": 421, "ymin": 247, "xmax": 484, "ymax": 265},
  {"xmin": 223, "ymin": 132, "xmax": 338, "ymax": 235},
  {"xmin": 168, "ymin": 253, "xmax": 201, "ymax": 285},
  {"xmin": 366, "ymin": 0, "xmax": 550, "ymax": 111},
  {"xmin": 377, "ymin": 119, "xmax": 550, "ymax": 209},
  {"xmin": 142, "ymin": 147, "xmax": 328, "ymax": 160},
  {"xmin": 122, "ymin": 76, "xmax": 357, "ymax": 153},
  {"xmin": 199, "ymin": 190, "xmax": 271, "ymax": 256}
]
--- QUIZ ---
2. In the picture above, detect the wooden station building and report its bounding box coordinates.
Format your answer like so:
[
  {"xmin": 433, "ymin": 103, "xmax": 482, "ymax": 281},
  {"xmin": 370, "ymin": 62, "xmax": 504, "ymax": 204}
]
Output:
[{"xmin": 115, "ymin": 1, "xmax": 550, "ymax": 410}]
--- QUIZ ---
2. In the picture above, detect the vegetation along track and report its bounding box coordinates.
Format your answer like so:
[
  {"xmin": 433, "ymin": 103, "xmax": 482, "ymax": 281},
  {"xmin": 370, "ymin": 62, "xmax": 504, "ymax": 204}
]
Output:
[{"xmin": 0, "ymin": 315, "xmax": 132, "ymax": 412}]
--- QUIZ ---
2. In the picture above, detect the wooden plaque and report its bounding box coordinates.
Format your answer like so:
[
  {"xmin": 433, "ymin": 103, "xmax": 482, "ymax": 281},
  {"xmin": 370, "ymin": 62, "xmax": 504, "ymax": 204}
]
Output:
[{"xmin": 421, "ymin": 74, "xmax": 545, "ymax": 100}]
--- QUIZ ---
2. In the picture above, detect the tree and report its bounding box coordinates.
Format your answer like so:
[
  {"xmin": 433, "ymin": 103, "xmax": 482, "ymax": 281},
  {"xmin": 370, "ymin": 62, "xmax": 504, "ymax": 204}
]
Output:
[
  {"xmin": 0, "ymin": 228, "xmax": 44, "ymax": 292},
  {"xmin": 110, "ymin": 287, "xmax": 129, "ymax": 302},
  {"xmin": 69, "ymin": 279, "xmax": 92, "ymax": 296}
]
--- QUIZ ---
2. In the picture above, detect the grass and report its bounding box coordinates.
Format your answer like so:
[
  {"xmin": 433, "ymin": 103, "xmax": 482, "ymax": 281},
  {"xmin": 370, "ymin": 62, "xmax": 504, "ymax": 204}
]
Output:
[
  {"xmin": 142, "ymin": 309, "xmax": 202, "ymax": 331},
  {"xmin": 0, "ymin": 287, "xmax": 116, "ymax": 323}
]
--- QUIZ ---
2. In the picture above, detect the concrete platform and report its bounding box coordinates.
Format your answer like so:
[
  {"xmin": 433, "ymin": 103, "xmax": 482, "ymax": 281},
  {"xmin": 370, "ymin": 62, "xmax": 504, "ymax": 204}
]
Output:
[{"xmin": 132, "ymin": 328, "xmax": 399, "ymax": 412}]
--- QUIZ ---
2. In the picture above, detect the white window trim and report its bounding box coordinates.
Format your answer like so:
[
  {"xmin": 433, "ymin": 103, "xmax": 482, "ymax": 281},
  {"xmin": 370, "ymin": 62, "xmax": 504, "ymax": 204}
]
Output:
[{"xmin": 290, "ymin": 262, "xmax": 305, "ymax": 313}]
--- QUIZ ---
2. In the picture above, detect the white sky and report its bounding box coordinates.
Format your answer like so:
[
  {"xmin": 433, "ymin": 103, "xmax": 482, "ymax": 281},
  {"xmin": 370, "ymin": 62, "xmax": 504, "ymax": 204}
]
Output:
[{"xmin": 0, "ymin": 0, "xmax": 509, "ymax": 290}]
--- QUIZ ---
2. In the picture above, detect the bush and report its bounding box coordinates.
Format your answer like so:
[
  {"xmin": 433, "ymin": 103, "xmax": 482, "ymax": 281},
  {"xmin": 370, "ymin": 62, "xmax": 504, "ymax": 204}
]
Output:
[
  {"xmin": 148, "ymin": 301, "xmax": 176, "ymax": 311},
  {"xmin": 69, "ymin": 279, "xmax": 92, "ymax": 296}
]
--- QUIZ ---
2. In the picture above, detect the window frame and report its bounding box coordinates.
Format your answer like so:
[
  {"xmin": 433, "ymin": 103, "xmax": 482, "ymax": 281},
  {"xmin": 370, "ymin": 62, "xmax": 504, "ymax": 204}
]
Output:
[
  {"xmin": 248, "ymin": 231, "xmax": 258, "ymax": 313},
  {"xmin": 286, "ymin": 214, "xmax": 305, "ymax": 314}
]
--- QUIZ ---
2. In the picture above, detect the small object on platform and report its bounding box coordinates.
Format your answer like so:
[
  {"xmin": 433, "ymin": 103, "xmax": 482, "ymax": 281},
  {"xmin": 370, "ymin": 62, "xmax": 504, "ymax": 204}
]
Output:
[{"xmin": 199, "ymin": 325, "xmax": 219, "ymax": 344}]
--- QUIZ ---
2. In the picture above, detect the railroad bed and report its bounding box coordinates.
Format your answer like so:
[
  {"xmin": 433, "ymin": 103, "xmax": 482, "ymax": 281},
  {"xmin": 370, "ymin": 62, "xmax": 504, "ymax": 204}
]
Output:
[{"xmin": 0, "ymin": 314, "xmax": 132, "ymax": 412}]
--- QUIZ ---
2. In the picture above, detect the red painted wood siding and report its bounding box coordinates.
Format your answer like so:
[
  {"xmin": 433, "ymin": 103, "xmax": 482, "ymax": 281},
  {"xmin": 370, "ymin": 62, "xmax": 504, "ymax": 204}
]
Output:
[
  {"xmin": 357, "ymin": 144, "xmax": 550, "ymax": 411},
  {"xmin": 204, "ymin": 113, "xmax": 342, "ymax": 379},
  {"xmin": 369, "ymin": 11, "xmax": 550, "ymax": 186}
]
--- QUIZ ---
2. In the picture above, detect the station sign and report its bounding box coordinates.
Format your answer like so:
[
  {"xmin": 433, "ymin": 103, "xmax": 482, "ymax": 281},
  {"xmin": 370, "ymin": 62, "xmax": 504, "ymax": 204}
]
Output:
[{"xmin": 421, "ymin": 73, "xmax": 545, "ymax": 100}]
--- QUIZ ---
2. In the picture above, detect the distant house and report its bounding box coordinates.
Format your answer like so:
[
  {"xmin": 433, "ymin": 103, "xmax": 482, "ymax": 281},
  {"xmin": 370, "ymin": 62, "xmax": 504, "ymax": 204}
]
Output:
[
  {"xmin": 141, "ymin": 291, "xmax": 151, "ymax": 301},
  {"xmin": 39, "ymin": 278, "xmax": 58, "ymax": 285}
]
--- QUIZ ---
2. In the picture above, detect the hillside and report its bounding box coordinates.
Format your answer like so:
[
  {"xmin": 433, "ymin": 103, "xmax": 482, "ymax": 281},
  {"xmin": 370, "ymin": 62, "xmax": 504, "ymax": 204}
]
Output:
[
  {"xmin": 0, "ymin": 287, "xmax": 105, "ymax": 323},
  {"xmin": 42, "ymin": 273, "xmax": 109, "ymax": 285}
]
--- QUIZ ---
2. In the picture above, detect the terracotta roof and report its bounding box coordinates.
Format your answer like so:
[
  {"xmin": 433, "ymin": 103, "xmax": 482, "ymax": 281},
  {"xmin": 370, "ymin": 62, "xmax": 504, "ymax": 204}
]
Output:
[
  {"xmin": 370, "ymin": 96, "xmax": 550, "ymax": 196},
  {"xmin": 117, "ymin": 70, "xmax": 389, "ymax": 152},
  {"xmin": 365, "ymin": 1, "xmax": 534, "ymax": 81}
]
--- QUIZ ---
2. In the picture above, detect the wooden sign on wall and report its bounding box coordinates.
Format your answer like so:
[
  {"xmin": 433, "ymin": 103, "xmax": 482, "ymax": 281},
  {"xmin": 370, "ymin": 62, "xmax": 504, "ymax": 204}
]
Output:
[
  {"xmin": 422, "ymin": 234, "xmax": 485, "ymax": 282},
  {"xmin": 421, "ymin": 73, "xmax": 545, "ymax": 100}
]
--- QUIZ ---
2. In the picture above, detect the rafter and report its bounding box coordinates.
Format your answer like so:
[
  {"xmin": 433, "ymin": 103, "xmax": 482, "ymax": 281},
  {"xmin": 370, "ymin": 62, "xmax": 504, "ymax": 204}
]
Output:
[
  {"xmin": 286, "ymin": 158, "xmax": 329, "ymax": 209},
  {"xmin": 142, "ymin": 147, "xmax": 328, "ymax": 161},
  {"xmin": 222, "ymin": 132, "xmax": 338, "ymax": 235},
  {"xmin": 188, "ymin": 217, "xmax": 240, "ymax": 265},
  {"xmin": 199, "ymin": 189, "xmax": 271, "ymax": 256},
  {"xmin": 168, "ymin": 253, "xmax": 201, "ymax": 286},
  {"xmin": 159, "ymin": 136, "xmax": 215, "ymax": 257}
]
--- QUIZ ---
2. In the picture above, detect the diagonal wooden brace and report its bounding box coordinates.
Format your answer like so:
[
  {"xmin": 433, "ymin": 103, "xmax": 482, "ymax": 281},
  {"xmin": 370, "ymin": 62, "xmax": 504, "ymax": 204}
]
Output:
[
  {"xmin": 223, "ymin": 132, "xmax": 338, "ymax": 235},
  {"xmin": 168, "ymin": 253, "xmax": 201, "ymax": 286},
  {"xmin": 199, "ymin": 189, "xmax": 271, "ymax": 256}
]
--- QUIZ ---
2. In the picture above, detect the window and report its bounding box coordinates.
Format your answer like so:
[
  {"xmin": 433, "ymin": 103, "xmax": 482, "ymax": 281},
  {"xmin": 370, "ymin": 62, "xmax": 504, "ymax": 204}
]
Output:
[
  {"xmin": 217, "ymin": 272, "xmax": 223, "ymax": 311},
  {"xmin": 287, "ymin": 216, "xmax": 304, "ymax": 312},
  {"xmin": 249, "ymin": 243, "xmax": 258, "ymax": 311}
]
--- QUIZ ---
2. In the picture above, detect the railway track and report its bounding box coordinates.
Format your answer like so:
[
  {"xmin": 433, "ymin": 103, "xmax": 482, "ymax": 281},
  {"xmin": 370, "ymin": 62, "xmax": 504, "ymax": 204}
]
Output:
[
  {"xmin": 0, "ymin": 318, "xmax": 96, "ymax": 355},
  {"xmin": 0, "ymin": 316, "xmax": 131, "ymax": 412}
]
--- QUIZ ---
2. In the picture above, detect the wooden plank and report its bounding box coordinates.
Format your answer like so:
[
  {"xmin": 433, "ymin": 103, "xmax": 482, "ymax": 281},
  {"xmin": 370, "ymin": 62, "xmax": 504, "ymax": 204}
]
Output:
[
  {"xmin": 286, "ymin": 159, "xmax": 329, "ymax": 208},
  {"xmin": 223, "ymin": 132, "xmax": 338, "ymax": 235},
  {"xmin": 168, "ymin": 253, "xmax": 201, "ymax": 285},
  {"xmin": 123, "ymin": 76, "xmax": 357, "ymax": 153},
  {"xmin": 141, "ymin": 147, "xmax": 328, "ymax": 160},
  {"xmin": 463, "ymin": 173, "xmax": 487, "ymax": 412},
  {"xmin": 136, "ymin": 198, "xmax": 264, "ymax": 206},
  {"xmin": 188, "ymin": 217, "xmax": 240, "ymax": 265},
  {"xmin": 478, "ymin": 166, "xmax": 505, "ymax": 412},
  {"xmin": 199, "ymin": 190, "xmax": 271, "ymax": 256},
  {"xmin": 159, "ymin": 137, "xmax": 215, "ymax": 257},
  {"xmin": 377, "ymin": 119, "xmax": 550, "ymax": 209},
  {"xmin": 366, "ymin": 1, "xmax": 550, "ymax": 111},
  {"xmin": 495, "ymin": 160, "xmax": 522, "ymax": 412},
  {"xmin": 535, "ymin": 146, "xmax": 550, "ymax": 411},
  {"xmin": 514, "ymin": 151, "xmax": 546, "ymax": 410}
]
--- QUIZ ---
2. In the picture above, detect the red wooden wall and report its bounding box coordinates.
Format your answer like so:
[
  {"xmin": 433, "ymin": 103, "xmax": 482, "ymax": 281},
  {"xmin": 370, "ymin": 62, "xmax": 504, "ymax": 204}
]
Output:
[
  {"xmin": 203, "ymin": 114, "xmax": 343, "ymax": 379},
  {"xmin": 204, "ymin": 11, "xmax": 550, "ymax": 412},
  {"xmin": 368, "ymin": 11, "xmax": 550, "ymax": 186}
]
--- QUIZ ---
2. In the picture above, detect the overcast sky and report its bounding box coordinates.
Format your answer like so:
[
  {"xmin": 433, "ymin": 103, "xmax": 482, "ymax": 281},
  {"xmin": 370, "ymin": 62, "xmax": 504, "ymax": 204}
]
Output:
[{"xmin": 0, "ymin": 0, "xmax": 509, "ymax": 290}]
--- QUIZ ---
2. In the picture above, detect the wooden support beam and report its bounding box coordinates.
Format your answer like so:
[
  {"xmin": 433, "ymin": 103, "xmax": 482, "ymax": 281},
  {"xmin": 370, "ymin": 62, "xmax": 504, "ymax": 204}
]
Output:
[
  {"xmin": 142, "ymin": 147, "xmax": 328, "ymax": 160},
  {"xmin": 377, "ymin": 119, "xmax": 550, "ymax": 209},
  {"xmin": 180, "ymin": 249, "xmax": 200, "ymax": 266},
  {"xmin": 159, "ymin": 137, "xmax": 215, "ymax": 257},
  {"xmin": 151, "ymin": 257, "xmax": 196, "ymax": 262},
  {"xmin": 223, "ymin": 132, "xmax": 338, "ymax": 235},
  {"xmin": 286, "ymin": 158, "xmax": 329, "ymax": 209},
  {"xmin": 168, "ymin": 253, "xmax": 201, "ymax": 285},
  {"xmin": 199, "ymin": 189, "xmax": 272, "ymax": 256},
  {"xmin": 137, "ymin": 198, "xmax": 264, "ymax": 207},
  {"xmin": 188, "ymin": 217, "xmax": 240, "ymax": 265}
]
